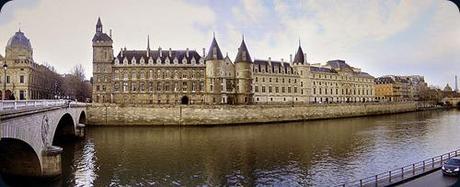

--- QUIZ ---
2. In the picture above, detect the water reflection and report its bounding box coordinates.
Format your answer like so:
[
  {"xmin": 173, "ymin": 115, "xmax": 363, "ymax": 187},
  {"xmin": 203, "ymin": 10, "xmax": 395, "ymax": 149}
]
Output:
[{"xmin": 2, "ymin": 110, "xmax": 460, "ymax": 186}]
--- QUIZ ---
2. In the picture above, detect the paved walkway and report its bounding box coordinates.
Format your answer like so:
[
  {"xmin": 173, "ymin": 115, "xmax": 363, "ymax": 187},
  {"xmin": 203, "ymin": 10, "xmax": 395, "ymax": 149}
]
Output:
[{"xmin": 400, "ymin": 170, "xmax": 460, "ymax": 187}]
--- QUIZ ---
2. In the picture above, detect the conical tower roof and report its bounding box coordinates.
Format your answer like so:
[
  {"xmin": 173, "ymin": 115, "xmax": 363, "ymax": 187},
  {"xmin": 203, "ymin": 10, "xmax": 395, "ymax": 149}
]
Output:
[
  {"xmin": 234, "ymin": 37, "xmax": 252, "ymax": 63},
  {"xmin": 293, "ymin": 45, "xmax": 305, "ymax": 64},
  {"xmin": 205, "ymin": 35, "xmax": 224, "ymax": 60}
]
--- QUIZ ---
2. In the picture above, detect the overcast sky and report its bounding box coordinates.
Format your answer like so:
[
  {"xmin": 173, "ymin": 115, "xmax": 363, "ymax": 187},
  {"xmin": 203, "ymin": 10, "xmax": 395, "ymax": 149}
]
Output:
[{"xmin": 0, "ymin": 0, "xmax": 459, "ymax": 87}]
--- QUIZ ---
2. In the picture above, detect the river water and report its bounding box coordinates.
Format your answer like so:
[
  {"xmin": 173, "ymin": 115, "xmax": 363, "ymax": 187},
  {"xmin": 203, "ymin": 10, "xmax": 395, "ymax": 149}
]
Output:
[{"xmin": 2, "ymin": 109, "xmax": 460, "ymax": 186}]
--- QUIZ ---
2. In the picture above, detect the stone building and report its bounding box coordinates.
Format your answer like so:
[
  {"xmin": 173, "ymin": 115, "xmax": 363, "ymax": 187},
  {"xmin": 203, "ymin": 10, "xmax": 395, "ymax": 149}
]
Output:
[
  {"xmin": 0, "ymin": 30, "xmax": 60, "ymax": 100},
  {"xmin": 400, "ymin": 75, "xmax": 427, "ymax": 101},
  {"xmin": 309, "ymin": 60, "xmax": 375, "ymax": 103},
  {"xmin": 92, "ymin": 18, "xmax": 375, "ymax": 105},
  {"xmin": 375, "ymin": 75, "xmax": 411, "ymax": 102}
]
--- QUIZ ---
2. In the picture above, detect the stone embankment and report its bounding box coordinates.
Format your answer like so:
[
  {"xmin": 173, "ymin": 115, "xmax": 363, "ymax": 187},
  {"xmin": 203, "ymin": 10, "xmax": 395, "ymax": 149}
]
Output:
[{"xmin": 87, "ymin": 102, "xmax": 436, "ymax": 126}]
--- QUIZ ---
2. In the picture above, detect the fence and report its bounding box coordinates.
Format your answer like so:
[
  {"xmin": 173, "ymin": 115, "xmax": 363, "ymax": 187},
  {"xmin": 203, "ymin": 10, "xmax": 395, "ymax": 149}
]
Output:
[
  {"xmin": 341, "ymin": 149, "xmax": 460, "ymax": 187},
  {"xmin": 0, "ymin": 100, "xmax": 68, "ymax": 111}
]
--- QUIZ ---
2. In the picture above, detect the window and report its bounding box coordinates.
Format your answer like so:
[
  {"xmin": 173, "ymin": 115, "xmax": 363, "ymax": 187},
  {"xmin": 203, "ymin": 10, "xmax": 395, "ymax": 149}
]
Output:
[
  {"xmin": 6, "ymin": 76, "xmax": 10, "ymax": 84},
  {"xmin": 255, "ymin": 86, "xmax": 259, "ymax": 92},
  {"xmin": 269, "ymin": 86, "xmax": 272, "ymax": 93},
  {"xmin": 19, "ymin": 75, "xmax": 24, "ymax": 83},
  {"xmin": 262, "ymin": 86, "xmax": 266, "ymax": 93}
]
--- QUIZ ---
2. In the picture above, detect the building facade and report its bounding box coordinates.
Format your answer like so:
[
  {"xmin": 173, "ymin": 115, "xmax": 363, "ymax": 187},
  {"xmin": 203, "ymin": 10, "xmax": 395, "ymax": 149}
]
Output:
[
  {"xmin": 0, "ymin": 30, "xmax": 60, "ymax": 100},
  {"xmin": 92, "ymin": 18, "xmax": 375, "ymax": 105}
]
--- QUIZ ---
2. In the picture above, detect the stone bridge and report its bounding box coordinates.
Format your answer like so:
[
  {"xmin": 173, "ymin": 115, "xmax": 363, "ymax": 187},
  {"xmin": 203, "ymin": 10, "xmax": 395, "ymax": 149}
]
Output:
[
  {"xmin": 442, "ymin": 97, "xmax": 460, "ymax": 107},
  {"xmin": 0, "ymin": 100, "xmax": 87, "ymax": 178}
]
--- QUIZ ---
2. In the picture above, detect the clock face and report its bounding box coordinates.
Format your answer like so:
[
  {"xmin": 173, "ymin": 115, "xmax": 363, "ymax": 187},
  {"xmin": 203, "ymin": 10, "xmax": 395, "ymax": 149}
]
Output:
[{"xmin": 41, "ymin": 115, "xmax": 49, "ymax": 148}]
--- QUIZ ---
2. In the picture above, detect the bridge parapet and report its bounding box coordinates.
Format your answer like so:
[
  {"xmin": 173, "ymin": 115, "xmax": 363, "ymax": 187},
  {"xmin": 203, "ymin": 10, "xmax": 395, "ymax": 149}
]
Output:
[{"xmin": 0, "ymin": 100, "xmax": 87, "ymax": 179}]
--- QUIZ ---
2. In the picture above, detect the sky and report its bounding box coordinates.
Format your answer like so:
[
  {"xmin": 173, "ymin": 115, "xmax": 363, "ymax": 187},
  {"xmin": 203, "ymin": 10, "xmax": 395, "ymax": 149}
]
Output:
[{"xmin": 0, "ymin": 0, "xmax": 459, "ymax": 87}]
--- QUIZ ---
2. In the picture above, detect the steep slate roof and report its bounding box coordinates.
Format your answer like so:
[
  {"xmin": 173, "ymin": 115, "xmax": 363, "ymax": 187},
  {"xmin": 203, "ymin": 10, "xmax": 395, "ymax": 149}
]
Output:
[
  {"xmin": 92, "ymin": 33, "xmax": 112, "ymax": 42},
  {"xmin": 205, "ymin": 37, "xmax": 224, "ymax": 60},
  {"xmin": 115, "ymin": 49, "xmax": 202, "ymax": 65},
  {"xmin": 326, "ymin": 60, "xmax": 351, "ymax": 70},
  {"xmin": 375, "ymin": 76, "xmax": 395, "ymax": 84},
  {"xmin": 234, "ymin": 38, "xmax": 252, "ymax": 63},
  {"xmin": 253, "ymin": 59, "xmax": 294, "ymax": 73},
  {"xmin": 293, "ymin": 45, "xmax": 305, "ymax": 64},
  {"xmin": 310, "ymin": 66, "xmax": 337, "ymax": 73}
]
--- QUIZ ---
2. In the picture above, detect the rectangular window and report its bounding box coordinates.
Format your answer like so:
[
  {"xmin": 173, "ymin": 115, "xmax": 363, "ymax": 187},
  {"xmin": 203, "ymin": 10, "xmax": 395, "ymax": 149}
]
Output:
[
  {"xmin": 269, "ymin": 86, "xmax": 272, "ymax": 93},
  {"xmin": 6, "ymin": 76, "xmax": 10, "ymax": 84},
  {"xmin": 20, "ymin": 75, "xmax": 24, "ymax": 83},
  {"xmin": 255, "ymin": 86, "xmax": 259, "ymax": 92},
  {"xmin": 262, "ymin": 86, "xmax": 266, "ymax": 93}
]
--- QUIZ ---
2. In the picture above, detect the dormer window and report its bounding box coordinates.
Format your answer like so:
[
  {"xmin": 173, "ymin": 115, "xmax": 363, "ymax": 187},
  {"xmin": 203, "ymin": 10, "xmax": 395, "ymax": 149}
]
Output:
[
  {"xmin": 165, "ymin": 58, "xmax": 170, "ymax": 64},
  {"xmin": 148, "ymin": 58, "xmax": 153, "ymax": 64},
  {"xmin": 182, "ymin": 58, "xmax": 187, "ymax": 64},
  {"xmin": 140, "ymin": 57, "xmax": 145, "ymax": 64},
  {"xmin": 131, "ymin": 57, "xmax": 136, "ymax": 65},
  {"xmin": 191, "ymin": 57, "xmax": 196, "ymax": 64},
  {"xmin": 123, "ymin": 58, "xmax": 128, "ymax": 65},
  {"xmin": 114, "ymin": 59, "xmax": 120, "ymax": 64},
  {"xmin": 156, "ymin": 58, "xmax": 161, "ymax": 64},
  {"xmin": 173, "ymin": 57, "xmax": 178, "ymax": 64}
]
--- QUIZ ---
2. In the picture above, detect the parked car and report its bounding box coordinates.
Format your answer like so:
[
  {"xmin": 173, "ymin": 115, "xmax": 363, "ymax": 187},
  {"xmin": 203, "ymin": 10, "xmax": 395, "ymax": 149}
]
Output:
[{"xmin": 442, "ymin": 157, "xmax": 460, "ymax": 176}]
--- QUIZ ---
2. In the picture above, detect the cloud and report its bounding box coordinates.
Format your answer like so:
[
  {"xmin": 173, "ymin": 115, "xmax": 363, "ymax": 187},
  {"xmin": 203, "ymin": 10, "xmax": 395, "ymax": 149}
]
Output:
[{"xmin": 0, "ymin": 0, "xmax": 215, "ymax": 77}]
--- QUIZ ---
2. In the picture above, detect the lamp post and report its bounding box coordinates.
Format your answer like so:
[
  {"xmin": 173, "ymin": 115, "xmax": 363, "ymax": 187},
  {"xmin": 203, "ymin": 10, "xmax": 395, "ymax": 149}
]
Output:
[{"xmin": 2, "ymin": 64, "xmax": 7, "ymax": 100}]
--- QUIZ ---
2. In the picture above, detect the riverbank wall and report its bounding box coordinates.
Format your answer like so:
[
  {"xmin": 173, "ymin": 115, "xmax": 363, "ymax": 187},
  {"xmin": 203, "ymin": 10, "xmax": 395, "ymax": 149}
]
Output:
[{"xmin": 86, "ymin": 102, "xmax": 428, "ymax": 126}]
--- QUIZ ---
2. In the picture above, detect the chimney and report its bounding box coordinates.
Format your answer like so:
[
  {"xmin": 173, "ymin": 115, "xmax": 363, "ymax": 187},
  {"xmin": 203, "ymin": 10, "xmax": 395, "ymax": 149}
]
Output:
[
  {"xmin": 109, "ymin": 29, "xmax": 112, "ymax": 38},
  {"xmin": 202, "ymin": 48, "xmax": 206, "ymax": 57},
  {"xmin": 268, "ymin": 57, "xmax": 271, "ymax": 63},
  {"xmin": 290, "ymin": 54, "xmax": 292, "ymax": 63},
  {"xmin": 169, "ymin": 48, "xmax": 172, "ymax": 57},
  {"xmin": 304, "ymin": 53, "xmax": 307, "ymax": 63},
  {"xmin": 120, "ymin": 48, "xmax": 123, "ymax": 57},
  {"xmin": 186, "ymin": 48, "xmax": 189, "ymax": 58},
  {"xmin": 159, "ymin": 47, "xmax": 162, "ymax": 57}
]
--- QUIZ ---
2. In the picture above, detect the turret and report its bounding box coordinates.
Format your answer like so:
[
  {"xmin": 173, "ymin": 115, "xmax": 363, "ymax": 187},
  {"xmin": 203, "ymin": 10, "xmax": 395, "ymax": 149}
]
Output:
[
  {"xmin": 234, "ymin": 35, "xmax": 253, "ymax": 104},
  {"xmin": 205, "ymin": 34, "xmax": 225, "ymax": 104}
]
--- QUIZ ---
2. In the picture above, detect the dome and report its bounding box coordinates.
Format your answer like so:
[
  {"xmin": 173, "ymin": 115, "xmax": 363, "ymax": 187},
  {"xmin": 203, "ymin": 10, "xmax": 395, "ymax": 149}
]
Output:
[{"xmin": 6, "ymin": 30, "xmax": 32, "ymax": 50}]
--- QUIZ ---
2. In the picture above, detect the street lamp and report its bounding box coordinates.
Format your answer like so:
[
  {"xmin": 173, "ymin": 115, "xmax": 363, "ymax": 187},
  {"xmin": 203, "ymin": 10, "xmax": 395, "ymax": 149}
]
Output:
[{"xmin": 3, "ymin": 63, "xmax": 7, "ymax": 100}]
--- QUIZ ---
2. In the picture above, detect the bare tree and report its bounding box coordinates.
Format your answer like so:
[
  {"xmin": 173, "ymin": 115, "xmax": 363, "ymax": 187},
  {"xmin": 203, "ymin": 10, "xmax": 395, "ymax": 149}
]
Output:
[{"xmin": 62, "ymin": 64, "xmax": 91, "ymax": 102}]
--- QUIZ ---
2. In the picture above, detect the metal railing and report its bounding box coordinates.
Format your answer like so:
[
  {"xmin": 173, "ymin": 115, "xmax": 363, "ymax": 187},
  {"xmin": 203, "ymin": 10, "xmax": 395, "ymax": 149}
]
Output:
[
  {"xmin": 0, "ymin": 100, "xmax": 68, "ymax": 111},
  {"xmin": 341, "ymin": 149, "xmax": 460, "ymax": 187}
]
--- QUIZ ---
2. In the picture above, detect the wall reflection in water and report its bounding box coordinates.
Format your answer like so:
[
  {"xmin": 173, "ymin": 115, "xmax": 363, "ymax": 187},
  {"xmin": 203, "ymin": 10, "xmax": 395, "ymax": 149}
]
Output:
[{"xmin": 2, "ymin": 110, "xmax": 460, "ymax": 186}]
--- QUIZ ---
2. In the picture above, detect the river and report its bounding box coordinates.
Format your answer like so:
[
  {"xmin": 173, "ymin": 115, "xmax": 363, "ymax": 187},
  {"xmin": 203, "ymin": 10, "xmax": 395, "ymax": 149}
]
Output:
[{"xmin": 2, "ymin": 109, "xmax": 460, "ymax": 186}]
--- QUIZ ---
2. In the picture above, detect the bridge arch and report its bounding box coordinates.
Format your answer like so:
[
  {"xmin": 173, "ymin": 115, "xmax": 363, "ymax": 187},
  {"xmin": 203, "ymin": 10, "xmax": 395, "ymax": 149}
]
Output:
[
  {"xmin": 79, "ymin": 111, "xmax": 87, "ymax": 124},
  {"xmin": 52, "ymin": 113, "xmax": 76, "ymax": 145},
  {"xmin": 0, "ymin": 138, "xmax": 41, "ymax": 177}
]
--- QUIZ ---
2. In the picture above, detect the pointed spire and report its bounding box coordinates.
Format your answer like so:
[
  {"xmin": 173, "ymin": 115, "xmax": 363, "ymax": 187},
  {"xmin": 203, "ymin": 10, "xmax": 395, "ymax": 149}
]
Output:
[
  {"xmin": 146, "ymin": 35, "xmax": 151, "ymax": 57},
  {"xmin": 293, "ymin": 41, "xmax": 305, "ymax": 64},
  {"xmin": 205, "ymin": 34, "xmax": 224, "ymax": 60},
  {"xmin": 96, "ymin": 17, "xmax": 103, "ymax": 33},
  {"xmin": 147, "ymin": 35, "xmax": 150, "ymax": 50},
  {"xmin": 235, "ymin": 36, "xmax": 252, "ymax": 63}
]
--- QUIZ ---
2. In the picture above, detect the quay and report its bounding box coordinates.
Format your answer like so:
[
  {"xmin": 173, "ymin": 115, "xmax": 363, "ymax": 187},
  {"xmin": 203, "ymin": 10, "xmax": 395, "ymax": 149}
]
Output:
[
  {"xmin": 86, "ymin": 102, "xmax": 440, "ymax": 126},
  {"xmin": 341, "ymin": 149, "xmax": 460, "ymax": 186}
]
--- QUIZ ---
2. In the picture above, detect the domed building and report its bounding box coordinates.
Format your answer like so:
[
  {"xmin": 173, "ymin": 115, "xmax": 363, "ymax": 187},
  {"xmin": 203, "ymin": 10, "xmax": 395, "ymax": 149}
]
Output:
[{"xmin": 1, "ymin": 29, "xmax": 61, "ymax": 100}]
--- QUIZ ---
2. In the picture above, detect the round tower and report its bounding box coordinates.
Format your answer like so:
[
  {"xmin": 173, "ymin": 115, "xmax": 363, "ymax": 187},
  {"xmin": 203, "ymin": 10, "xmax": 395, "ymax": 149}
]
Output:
[
  {"xmin": 234, "ymin": 37, "xmax": 253, "ymax": 104},
  {"xmin": 204, "ymin": 35, "xmax": 224, "ymax": 104}
]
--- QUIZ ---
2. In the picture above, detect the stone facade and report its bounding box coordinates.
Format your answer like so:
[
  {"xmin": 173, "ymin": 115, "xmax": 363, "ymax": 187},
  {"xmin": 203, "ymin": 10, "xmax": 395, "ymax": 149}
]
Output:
[
  {"xmin": 0, "ymin": 30, "xmax": 61, "ymax": 100},
  {"xmin": 87, "ymin": 102, "xmax": 418, "ymax": 126},
  {"xmin": 375, "ymin": 75, "xmax": 427, "ymax": 102},
  {"xmin": 92, "ymin": 18, "xmax": 375, "ymax": 105}
]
